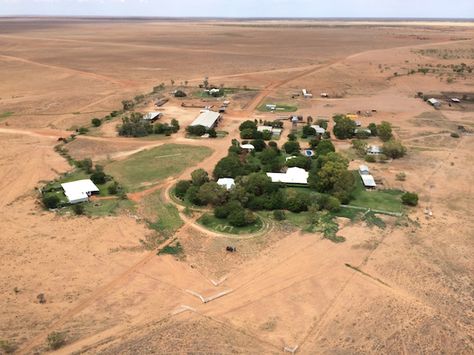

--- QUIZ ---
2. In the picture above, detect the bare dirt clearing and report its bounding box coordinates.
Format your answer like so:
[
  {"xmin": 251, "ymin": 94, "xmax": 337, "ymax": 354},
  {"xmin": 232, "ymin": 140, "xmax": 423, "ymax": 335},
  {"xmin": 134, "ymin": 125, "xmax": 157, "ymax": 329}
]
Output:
[{"xmin": 0, "ymin": 19, "xmax": 473, "ymax": 354}]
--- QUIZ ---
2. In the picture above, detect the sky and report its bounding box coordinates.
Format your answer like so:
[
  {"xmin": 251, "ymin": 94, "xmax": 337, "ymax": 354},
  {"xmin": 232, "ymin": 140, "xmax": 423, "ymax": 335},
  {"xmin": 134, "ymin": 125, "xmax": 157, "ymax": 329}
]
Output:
[{"xmin": 0, "ymin": 0, "xmax": 473, "ymax": 18}]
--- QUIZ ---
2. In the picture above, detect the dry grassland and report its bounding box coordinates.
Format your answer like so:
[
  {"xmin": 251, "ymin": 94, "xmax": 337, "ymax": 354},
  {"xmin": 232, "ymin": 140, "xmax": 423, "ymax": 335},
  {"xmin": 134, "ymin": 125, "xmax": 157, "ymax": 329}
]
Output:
[{"xmin": 0, "ymin": 18, "xmax": 473, "ymax": 354}]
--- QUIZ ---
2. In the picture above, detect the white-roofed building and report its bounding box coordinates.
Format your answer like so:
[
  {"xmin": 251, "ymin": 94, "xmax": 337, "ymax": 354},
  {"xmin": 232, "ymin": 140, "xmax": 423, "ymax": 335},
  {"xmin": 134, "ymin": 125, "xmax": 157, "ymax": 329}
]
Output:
[
  {"xmin": 267, "ymin": 167, "xmax": 309, "ymax": 185},
  {"xmin": 143, "ymin": 112, "xmax": 162, "ymax": 122},
  {"xmin": 310, "ymin": 125, "xmax": 326, "ymax": 135},
  {"xmin": 360, "ymin": 174, "xmax": 377, "ymax": 188},
  {"xmin": 241, "ymin": 143, "xmax": 255, "ymax": 151},
  {"xmin": 257, "ymin": 125, "xmax": 283, "ymax": 138},
  {"xmin": 367, "ymin": 145, "xmax": 381, "ymax": 155},
  {"xmin": 427, "ymin": 98, "xmax": 441, "ymax": 108},
  {"xmin": 61, "ymin": 179, "xmax": 99, "ymax": 204},
  {"xmin": 302, "ymin": 89, "xmax": 313, "ymax": 98},
  {"xmin": 266, "ymin": 104, "xmax": 277, "ymax": 110},
  {"xmin": 190, "ymin": 110, "xmax": 221, "ymax": 129},
  {"xmin": 359, "ymin": 165, "xmax": 370, "ymax": 175},
  {"xmin": 217, "ymin": 178, "xmax": 235, "ymax": 190}
]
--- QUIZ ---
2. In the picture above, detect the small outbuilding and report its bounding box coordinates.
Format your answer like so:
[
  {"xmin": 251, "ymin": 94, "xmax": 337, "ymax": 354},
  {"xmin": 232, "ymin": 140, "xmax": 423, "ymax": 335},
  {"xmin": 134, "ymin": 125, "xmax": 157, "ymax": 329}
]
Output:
[
  {"xmin": 143, "ymin": 112, "xmax": 162, "ymax": 122},
  {"xmin": 302, "ymin": 89, "xmax": 313, "ymax": 98},
  {"xmin": 217, "ymin": 178, "xmax": 235, "ymax": 190},
  {"xmin": 310, "ymin": 125, "xmax": 326, "ymax": 135},
  {"xmin": 359, "ymin": 165, "xmax": 370, "ymax": 175},
  {"xmin": 266, "ymin": 104, "xmax": 277, "ymax": 110},
  {"xmin": 241, "ymin": 143, "xmax": 255, "ymax": 151},
  {"xmin": 360, "ymin": 174, "xmax": 377, "ymax": 188},
  {"xmin": 367, "ymin": 145, "xmax": 381, "ymax": 155},
  {"xmin": 427, "ymin": 98, "xmax": 441, "ymax": 108},
  {"xmin": 61, "ymin": 179, "xmax": 99, "ymax": 204}
]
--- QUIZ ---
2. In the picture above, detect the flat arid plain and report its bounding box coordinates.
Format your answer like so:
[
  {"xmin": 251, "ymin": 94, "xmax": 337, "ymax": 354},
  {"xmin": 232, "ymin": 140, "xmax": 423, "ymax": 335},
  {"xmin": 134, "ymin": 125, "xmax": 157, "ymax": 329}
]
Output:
[{"xmin": 0, "ymin": 18, "xmax": 473, "ymax": 354}]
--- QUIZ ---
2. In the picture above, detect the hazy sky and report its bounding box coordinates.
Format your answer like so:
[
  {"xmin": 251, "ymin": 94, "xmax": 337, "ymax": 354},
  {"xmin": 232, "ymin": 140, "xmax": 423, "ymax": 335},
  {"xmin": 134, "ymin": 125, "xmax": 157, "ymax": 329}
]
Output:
[{"xmin": 0, "ymin": 0, "xmax": 473, "ymax": 18}]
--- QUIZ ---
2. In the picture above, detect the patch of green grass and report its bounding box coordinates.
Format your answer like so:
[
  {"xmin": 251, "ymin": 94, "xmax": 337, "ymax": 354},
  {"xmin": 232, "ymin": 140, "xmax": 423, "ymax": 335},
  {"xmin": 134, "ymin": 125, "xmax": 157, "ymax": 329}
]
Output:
[
  {"xmin": 197, "ymin": 213, "xmax": 264, "ymax": 235},
  {"xmin": 363, "ymin": 211, "xmax": 386, "ymax": 229},
  {"xmin": 158, "ymin": 241, "xmax": 184, "ymax": 256},
  {"xmin": 105, "ymin": 144, "xmax": 213, "ymax": 191},
  {"xmin": 349, "ymin": 172, "xmax": 403, "ymax": 213},
  {"xmin": 257, "ymin": 103, "xmax": 297, "ymax": 112},
  {"xmin": 330, "ymin": 207, "xmax": 363, "ymax": 221},
  {"xmin": 84, "ymin": 198, "xmax": 134, "ymax": 217},
  {"xmin": 0, "ymin": 111, "xmax": 13, "ymax": 121},
  {"xmin": 143, "ymin": 189, "xmax": 183, "ymax": 238}
]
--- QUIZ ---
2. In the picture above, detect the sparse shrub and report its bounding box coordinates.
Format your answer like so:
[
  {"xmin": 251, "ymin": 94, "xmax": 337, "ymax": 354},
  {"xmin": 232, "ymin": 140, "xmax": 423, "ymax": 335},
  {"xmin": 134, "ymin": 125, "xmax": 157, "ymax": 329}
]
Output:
[
  {"xmin": 174, "ymin": 90, "xmax": 187, "ymax": 97},
  {"xmin": 91, "ymin": 118, "xmax": 102, "ymax": 127},
  {"xmin": 72, "ymin": 204, "xmax": 85, "ymax": 215},
  {"xmin": 396, "ymin": 172, "xmax": 406, "ymax": 181},
  {"xmin": 43, "ymin": 195, "xmax": 60, "ymax": 209},
  {"xmin": 323, "ymin": 196, "xmax": 341, "ymax": 212},
  {"xmin": 273, "ymin": 210, "xmax": 286, "ymax": 221},
  {"xmin": 208, "ymin": 128, "xmax": 217, "ymax": 138},
  {"xmin": 402, "ymin": 192, "xmax": 419, "ymax": 206},
  {"xmin": 0, "ymin": 340, "xmax": 16, "ymax": 354},
  {"xmin": 47, "ymin": 331, "xmax": 66, "ymax": 350},
  {"xmin": 451, "ymin": 132, "xmax": 460, "ymax": 138},
  {"xmin": 365, "ymin": 155, "xmax": 376, "ymax": 163},
  {"xmin": 77, "ymin": 127, "xmax": 89, "ymax": 135},
  {"xmin": 108, "ymin": 182, "xmax": 119, "ymax": 195}
]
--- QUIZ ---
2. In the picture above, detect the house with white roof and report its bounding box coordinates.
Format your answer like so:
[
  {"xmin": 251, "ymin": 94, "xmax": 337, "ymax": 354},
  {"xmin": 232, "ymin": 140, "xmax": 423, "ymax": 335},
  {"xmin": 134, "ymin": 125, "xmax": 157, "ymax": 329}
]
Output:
[
  {"xmin": 267, "ymin": 167, "xmax": 309, "ymax": 185},
  {"xmin": 61, "ymin": 179, "xmax": 99, "ymax": 204},
  {"xmin": 310, "ymin": 125, "xmax": 326, "ymax": 135},
  {"xmin": 217, "ymin": 178, "xmax": 235, "ymax": 190}
]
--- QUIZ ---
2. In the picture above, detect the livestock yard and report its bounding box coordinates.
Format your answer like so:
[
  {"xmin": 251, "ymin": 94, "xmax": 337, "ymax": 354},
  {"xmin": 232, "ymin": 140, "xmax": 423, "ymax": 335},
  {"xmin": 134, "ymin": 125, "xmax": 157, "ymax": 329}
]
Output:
[{"xmin": 0, "ymin": 18, "xmax": 473, "ymax": 354}]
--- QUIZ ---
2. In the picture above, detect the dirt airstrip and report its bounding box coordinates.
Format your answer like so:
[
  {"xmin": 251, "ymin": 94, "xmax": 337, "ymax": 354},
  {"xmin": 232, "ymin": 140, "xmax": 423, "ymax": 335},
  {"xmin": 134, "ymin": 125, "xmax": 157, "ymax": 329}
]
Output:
[{"xmin": 0, "ymin": 18, "xmax": 473, "ymax": 354}]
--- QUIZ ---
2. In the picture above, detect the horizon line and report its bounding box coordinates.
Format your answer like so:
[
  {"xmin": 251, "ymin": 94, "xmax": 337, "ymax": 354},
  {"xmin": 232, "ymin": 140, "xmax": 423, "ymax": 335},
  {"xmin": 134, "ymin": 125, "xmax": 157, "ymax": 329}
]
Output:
[{"xmin": 1, "ymin": 15, "xmax": 473, "ymax": 21}]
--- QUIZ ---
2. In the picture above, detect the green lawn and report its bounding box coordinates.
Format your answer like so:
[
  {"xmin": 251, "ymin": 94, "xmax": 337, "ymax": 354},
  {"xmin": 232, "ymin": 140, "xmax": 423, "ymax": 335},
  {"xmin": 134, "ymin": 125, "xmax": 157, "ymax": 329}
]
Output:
[
  {"xmin": 349, "ymin": 172, "xmax": 404, "ymax": 213},
  {"xmin": 105, "ymin": 144, "xmax": 213, "ymax": 191},
  {"xmin": 198, "ymin": 213, "xmax": 264, "ymax": 235},
  {"xmin": 142, "ymin": 189, "xmax": 183, "ymax": 238},
  {"xmin": 257, "ymin": 103, "xmax": 297, "ymax": 112}
]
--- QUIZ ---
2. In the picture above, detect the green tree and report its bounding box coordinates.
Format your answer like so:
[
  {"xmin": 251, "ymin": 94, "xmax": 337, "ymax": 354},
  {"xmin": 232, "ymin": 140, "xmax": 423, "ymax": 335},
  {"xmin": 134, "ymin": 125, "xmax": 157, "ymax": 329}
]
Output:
[
  {"xmin": 316, "ymin": 119, "xmax": 328, "ymax": 130},
  {"xmin": 171, "ymin": 118, "xmax": 180, "ymax": 132},
  {"xmin": 213, "ymin": 155, "xmax": 244, "ymax": 179},
  {"xmin": 382, "ymin": 140, "xmax": 407, "ymax": 159},
  {"xmin": 302, "ymin": 125, "xmax": 316, "ymax": 137},
  {"xmin": 240, "ymin": 128, "xmax": 256, "ymax": 139},
  {"xmin": 402, "ymin": 192, "xmax": 419, "ymax": 206},
  {"xmin": 283, "ymin": 141, "xmax": 301, "ymax": 154},
  {"xmin": 90, "ymin": 171, "xmax": 106, "ymax": 184},
  {"xmin": 315, "ymin": 140, "xmax": 335, "ymax": 156},
  {"xmin": 287, "ymin": 155, "xmax": 312, "ymax": 170},
  {"xmin": 241, "ymin": 172, "xmax": 273, "ymax": 196},
  {"xmin": 228, "ymin": 207, "xmax": 256, "ymax": 227},
  {"xmin": 352, "ymin": 139, "xmax": 368, "ymax": 156},
  {"xmin": 208, "ymin": 128, "xmax": 217, "ymax": 138},
  {"xmin": 191, "ymin": 169, "xmax": 209, "ymax": 186},
  {"xmin": 43, "ymin": 195, "xmax": 60, "ymax": 209},
  {"xmin": 368, "ymin": 122, "xmax": 378, "ymax": 136},
  {"xmin": 332, "ymin": 114, "xmax": 356, "ymax": 139},
  {"xmin": 239, "ymin": 120, "xmax": 257, "ymax": 131},
  {"xmin": 250, "ymin": 139, "xmax": 266, "ymax": 152},
  {"xmin": 91, "ymin": 118, "xmax": 102, "ymax": 127},
  {"xmin": 186, "ymin": 125, "xmax": 207, "ymax": 136},
  {"xmin": 377, "ymin": 121, "xmax": 393, "ymax": 142},
  {"xmin": 285, "ymin": 190, "xmax": 311, "ymax": 213},
  {"xmin": 175, "ymin": 180, "xmax": 191, "ymax": 199},
  {"xmin": 197, "ymin": 182, "xmax": 228, "ymax": 206},
  {"xmin": 174, "ymin": 90, "xmax": 187, "ymax": 97},
  {"xmin": 273, "ymin": 210, "xmax": 286, "ymax": 220}
]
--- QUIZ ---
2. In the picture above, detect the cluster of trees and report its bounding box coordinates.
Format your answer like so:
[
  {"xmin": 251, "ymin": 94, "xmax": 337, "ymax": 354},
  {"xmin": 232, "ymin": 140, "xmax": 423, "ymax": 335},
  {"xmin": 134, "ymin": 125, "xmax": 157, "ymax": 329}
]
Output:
[
  {"xmin": 117, "ymin": 113, "xmax": 180, "ymax": 137},
  {"xmin": 333, "ymin": 115, "xmax": 394, "ymax": 142},
  {"xmin": 186, "ymin": 125, "xmax": 217, "ymax": 138},
  {"xmin": 239, "ymin": 120, "xmax": 269, "ymax": 140},
  {"xmin": 307, "ymin": 151, "xmax": 355, "ymax": 204}
]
